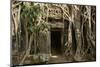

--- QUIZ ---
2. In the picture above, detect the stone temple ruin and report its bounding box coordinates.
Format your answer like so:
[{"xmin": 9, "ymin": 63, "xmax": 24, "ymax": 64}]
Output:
[{"xmin": 11, "ymin": 1, "xmax": 96, "ymax": 66}]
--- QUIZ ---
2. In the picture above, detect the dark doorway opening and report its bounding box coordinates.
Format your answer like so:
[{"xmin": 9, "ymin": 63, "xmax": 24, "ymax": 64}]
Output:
[{"xmin": 51, "ymin": 30, "xmax": 62, "ymax": 55}]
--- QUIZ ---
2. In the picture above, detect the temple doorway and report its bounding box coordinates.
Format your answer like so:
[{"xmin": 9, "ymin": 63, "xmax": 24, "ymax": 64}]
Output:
[{"xmin": 51, "ymin": 29, "xmax": 62, "ymax": 55}]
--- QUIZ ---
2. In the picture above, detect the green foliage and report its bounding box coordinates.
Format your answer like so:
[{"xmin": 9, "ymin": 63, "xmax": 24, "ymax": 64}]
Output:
[
  {"xmin": 21, "ymin": 2, "xmax": 41, "ymax": 20},
  {"xmin": 20, "ymin": 2, "xmax": 50, "ymax": 34}
]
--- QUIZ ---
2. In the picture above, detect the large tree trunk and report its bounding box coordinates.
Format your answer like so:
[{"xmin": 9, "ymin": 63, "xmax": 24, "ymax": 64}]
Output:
[{"xmin": 19, "ymin": 33, "xmax": 34, "ymax": 65}]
